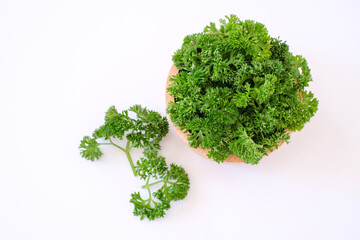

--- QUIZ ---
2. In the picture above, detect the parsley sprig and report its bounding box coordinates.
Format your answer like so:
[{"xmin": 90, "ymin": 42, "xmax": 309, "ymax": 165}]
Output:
[
  {"xmin": 79, "ymin": 105, "xmax": 190, "ymax": 220},
  {"xmin": 167, "ymin": 15, "xmax": 319, "ymax": 164}
]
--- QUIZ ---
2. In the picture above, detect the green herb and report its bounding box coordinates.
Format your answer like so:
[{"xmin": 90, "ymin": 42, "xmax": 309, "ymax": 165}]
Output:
[
  {"xmin": 79, "ymin": 105, "xmax": 190, "ymax": 220},
  {"xmin": 167, "ymin": 14, "xmax": 319, "ymax": 164}
]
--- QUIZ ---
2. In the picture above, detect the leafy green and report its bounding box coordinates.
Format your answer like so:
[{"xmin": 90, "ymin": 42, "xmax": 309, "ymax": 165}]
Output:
[
  {"xmin": 167, "ymin": 14, "xmax": 319, "ymax": 164},
  {"xmin": 79, "ymin": 136, "xmax": 102, "ymax": 161},
  {"xmin": 79, "ymin": 105, "xmax": 190, "ymax": 220},
  {"xmin": 131, "ymin": 150, "xmax": 190, "ymax": 220}
]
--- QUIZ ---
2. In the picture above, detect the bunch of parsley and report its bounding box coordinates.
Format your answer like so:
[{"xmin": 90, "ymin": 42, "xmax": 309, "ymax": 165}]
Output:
[
  {"xmin": 167, "ymin": 15, "xmax": 319, "ymax": 164},
  {"xmin": 79, "ymin": 105, "xmax": 190, "ymax": 220}
]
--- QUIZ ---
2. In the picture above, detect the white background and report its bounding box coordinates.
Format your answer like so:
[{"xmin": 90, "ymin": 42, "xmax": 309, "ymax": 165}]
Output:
[{"xmin": 1, "ymin": 0, "xmax": 360, "ymax": 239}]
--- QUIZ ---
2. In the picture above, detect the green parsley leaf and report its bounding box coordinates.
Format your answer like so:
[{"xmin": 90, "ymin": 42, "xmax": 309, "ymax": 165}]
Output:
[{"xmin": 79, "ymin": 136, "xmax": 102, "ymax": 161}]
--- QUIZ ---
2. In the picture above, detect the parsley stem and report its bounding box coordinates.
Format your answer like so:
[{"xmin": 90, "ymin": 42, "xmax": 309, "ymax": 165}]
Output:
[
  {"xmin": 108, "ymin": 138, "xmax": 137, "ymax": 176},
  {"xmin": 141, "ymin": 179, "xmax": 177, "ymax": 189},
  {"xmin": 141, "ymin": 180, "xmax": 164, "ymax": 189},
  {"xmin": 125, "ymin": 140, "xmax": 137, "ymax": 177},
  {"xmin": 109, "ymin": 138, "xmax": 126, "ymax": 152},
  {"xmin": 145, "ymin": 176, "xmax": 152, "ymax": 203},
  {"xmin": 125, "ymin": 148, "xmax": 137, "ymax": 177},
  {"xmin": 146, "ymin": 175, "xmax": 151, "ymax": 185}
]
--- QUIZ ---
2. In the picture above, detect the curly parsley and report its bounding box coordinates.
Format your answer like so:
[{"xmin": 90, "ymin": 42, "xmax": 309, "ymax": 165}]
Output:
[
  {"xmin": 167, "ymin": 15, "xmax": 319, "ymax": 164},
  {"xmin": 79, "ymin": 105, "xmax": 190, "ymax": 220}
]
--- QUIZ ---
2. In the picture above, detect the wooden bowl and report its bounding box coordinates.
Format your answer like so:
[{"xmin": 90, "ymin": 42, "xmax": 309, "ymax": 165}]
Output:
[{"xmin": 165, "ymin": 65, "xmax": 289, "ymax": 163}]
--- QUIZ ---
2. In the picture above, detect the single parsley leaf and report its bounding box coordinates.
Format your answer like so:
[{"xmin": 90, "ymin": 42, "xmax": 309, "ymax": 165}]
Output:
[{"xmin": 79, "ymin": 136, "xmax": 102, "ymax": 161}]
